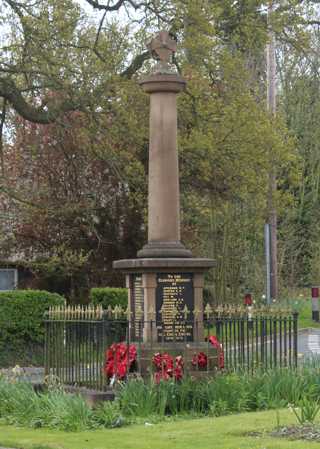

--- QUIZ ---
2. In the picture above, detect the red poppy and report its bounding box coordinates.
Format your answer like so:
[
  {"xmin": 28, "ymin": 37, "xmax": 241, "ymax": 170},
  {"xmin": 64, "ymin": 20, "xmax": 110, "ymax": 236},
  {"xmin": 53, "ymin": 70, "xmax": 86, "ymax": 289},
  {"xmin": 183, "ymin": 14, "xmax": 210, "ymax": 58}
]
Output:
[
  {"xmin": 162, "ymin": 353, "xmax": 174, "ymax": 370},
  {"xmin": 209, "ymin": 336, "xmax": 224, "ymax": 369},
  {"xmin": 198, "ymin": 352, "xmax": 208, "ymax": 368},
  {"xmin": 152, "ymin": 352, "xmax": 183, "ymax": 382},
  {"xmin": 129, "ymin": 345, "xmax": 137, "ymax": 363},
  {"xmin": 191, "ymin": 336, "xmax": 224, "ymax": 370},
  {"xmin": 116, "ymin": 361, "xmax": 127, "ymax": 378},
  {"xmin": 152, "ymin": 353, "xmax": 161, "ymax": 368},
  {"xmin": 104, "ymin": 342, "xmax": 137, "ymax": 380},
  {"xmin": 192, "ymin": 351, "xmax": 208, "ymax": 368},
  {"xmin": 174, "ymin": 366, "xmax": 183, "ymax": 380}
]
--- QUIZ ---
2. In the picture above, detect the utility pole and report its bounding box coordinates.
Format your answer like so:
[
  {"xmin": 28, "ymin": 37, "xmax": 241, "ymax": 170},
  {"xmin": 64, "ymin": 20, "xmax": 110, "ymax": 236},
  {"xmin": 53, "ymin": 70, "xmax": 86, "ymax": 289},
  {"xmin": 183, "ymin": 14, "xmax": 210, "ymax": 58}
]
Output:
[
  {"xmin": 266, "ymin": 0, "xmax": 278, "ymax": 300},
  {"xmin": 264, "ymin": 223, "xmax": 271, "ymax": 304}
]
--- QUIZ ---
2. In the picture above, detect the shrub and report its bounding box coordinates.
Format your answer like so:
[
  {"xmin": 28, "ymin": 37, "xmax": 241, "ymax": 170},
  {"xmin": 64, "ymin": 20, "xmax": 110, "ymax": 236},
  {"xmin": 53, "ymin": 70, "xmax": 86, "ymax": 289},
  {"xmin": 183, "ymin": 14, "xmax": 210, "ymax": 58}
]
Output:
[
  {"xmin": 0, "ymin": 290, "xmax": 65, "ymax": 366},
  {"xmin": 90, "ymin": 287, "xmax": 127, "ymax": 309}
]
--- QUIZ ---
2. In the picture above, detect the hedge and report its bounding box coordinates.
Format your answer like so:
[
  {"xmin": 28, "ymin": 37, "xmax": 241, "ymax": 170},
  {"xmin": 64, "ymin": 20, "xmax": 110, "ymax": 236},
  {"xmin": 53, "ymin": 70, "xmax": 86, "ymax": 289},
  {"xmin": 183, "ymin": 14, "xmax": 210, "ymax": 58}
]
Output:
[
  {"xmin": 90, "ymin": 287, "xmax": 128, "ymax": 309},
  {"xmin": 0, "ymin": 290, "xmax": 65, "ymax": 367}
]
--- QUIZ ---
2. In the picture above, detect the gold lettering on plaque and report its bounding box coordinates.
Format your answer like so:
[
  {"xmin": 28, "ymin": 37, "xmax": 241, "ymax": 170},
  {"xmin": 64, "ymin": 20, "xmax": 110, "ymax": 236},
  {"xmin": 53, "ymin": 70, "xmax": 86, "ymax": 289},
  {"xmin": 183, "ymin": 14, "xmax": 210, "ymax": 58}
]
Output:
[{"xmin": 156, "ymin": 273, "xmax": 194, "ymax": 342}]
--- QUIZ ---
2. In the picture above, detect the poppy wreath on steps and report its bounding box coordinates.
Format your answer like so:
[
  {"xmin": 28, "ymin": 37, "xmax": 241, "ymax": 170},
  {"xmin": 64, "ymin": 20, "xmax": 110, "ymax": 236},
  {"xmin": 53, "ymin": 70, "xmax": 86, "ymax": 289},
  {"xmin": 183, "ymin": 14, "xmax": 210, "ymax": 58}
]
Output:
[
  {"xmin": 191, "ymin": 336, "xmax": 224, "ymax": 370},
  {"xmin": 209, "ymin": 336, "xmax": 224, "ymax": 369},
  {"xmin": 152, "ymin": 352, "xmax": 184, "ymax": 382}
]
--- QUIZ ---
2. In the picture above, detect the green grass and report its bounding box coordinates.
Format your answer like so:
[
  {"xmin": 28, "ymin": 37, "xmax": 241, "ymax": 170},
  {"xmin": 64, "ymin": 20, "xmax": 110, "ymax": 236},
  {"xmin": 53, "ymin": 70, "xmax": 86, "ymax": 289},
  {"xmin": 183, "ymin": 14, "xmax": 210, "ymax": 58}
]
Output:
[
  {"xmin": 0, "ymin": 409, "xmax": 319, "ymax": 449},
  {"xmin": 283, "ymin": 297, "xmax": 320, "ymax": 329},
  {"xmin": 299, "ymin": 300, "xmax": 320, "ymax": 329}
]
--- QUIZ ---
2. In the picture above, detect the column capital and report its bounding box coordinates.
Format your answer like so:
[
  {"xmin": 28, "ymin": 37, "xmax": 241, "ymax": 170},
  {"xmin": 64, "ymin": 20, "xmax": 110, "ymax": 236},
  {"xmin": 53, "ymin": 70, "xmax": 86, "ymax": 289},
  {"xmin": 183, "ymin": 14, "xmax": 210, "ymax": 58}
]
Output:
[{"xmin": 139, "ymin": 73, "xmax": 186, "ymax": 94}]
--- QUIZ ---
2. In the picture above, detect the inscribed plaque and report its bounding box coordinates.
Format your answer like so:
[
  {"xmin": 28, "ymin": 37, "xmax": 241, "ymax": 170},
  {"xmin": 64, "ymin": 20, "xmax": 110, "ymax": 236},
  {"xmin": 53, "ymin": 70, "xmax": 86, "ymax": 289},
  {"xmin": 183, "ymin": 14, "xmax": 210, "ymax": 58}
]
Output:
[
  {"xmin": 156, "ymin": 273, "xmax": 194, "ymax": 342},
  {"xmin": 130, "ymin": 274, "xmax": 144, "ymax": 339}
]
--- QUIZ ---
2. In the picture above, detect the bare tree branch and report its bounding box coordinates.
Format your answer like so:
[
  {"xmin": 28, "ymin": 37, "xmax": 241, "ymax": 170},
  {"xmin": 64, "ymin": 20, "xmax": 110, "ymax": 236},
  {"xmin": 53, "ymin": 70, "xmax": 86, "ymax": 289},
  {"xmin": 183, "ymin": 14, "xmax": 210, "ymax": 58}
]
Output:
[
  {"xmin": 93, "ymin": 10, "xmax": 108, "ymax": 63},
  {"xmin": 305, "ymin": 20, "xmax": 320, "ymax": 26},
  {"xmin": 120, "ymin": 50, "xmax": 150, "ymax": 78},
  {"xmin": 0, "ymin": 77, "xmax": 80, "ymax": 124},
  {"xmin": 84, "ymin": 0, "xmax": 168, "ymax": 20},
  {"xmin": 85, "ymin": 0, "xmax": 127, "ymax": 11},
  {"xmin": 0, "ymin": 99, "xmax": 7, "ymax": 178}
]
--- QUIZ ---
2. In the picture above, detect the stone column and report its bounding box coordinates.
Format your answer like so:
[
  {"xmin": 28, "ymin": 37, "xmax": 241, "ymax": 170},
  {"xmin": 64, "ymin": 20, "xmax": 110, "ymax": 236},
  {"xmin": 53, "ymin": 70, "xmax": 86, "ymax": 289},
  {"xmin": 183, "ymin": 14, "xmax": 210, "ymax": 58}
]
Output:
[
  {"xmin": 147, "ymin": 80, "xmax": 181, "ymax": 244},
  {"xmin": 137, "ymin": 34, "xmax": 191, "ymax": 259}
]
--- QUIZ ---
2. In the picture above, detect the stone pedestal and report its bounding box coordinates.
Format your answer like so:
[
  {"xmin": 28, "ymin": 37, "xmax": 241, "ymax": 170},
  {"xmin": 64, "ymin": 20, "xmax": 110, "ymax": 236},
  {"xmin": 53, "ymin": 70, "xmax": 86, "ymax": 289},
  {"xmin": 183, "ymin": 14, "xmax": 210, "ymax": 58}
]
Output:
[{"xmin": 113, "ymin": 258, "xmax": 215, "ymax": 345}]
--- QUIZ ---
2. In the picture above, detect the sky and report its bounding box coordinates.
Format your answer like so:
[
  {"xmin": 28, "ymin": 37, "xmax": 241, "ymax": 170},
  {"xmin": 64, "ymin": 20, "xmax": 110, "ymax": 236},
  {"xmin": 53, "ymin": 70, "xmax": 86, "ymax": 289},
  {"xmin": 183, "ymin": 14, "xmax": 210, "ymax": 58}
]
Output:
[
  {"xmin": 76, "ymin": 0, "xmax": 130, "ymax": 24},
  {"xmin": 77, "ymin": 0, "xmax": 102, "ymax": 20}
]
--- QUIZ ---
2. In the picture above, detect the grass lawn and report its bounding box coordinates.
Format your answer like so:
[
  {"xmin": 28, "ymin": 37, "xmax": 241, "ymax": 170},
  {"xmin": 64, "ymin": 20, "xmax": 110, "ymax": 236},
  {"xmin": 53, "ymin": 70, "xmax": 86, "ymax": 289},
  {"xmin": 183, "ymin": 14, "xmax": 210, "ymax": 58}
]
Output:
[
  {"xmin": 287, "ymin": 297, "xmax": 320, "ymax": 329},
  {"xmin": 1, "ymin": 409, "xmax": 320, "ymax": 449},
  {"xmin": 298, "ymin": 301, "xmax": 320, "ymax": 329}
]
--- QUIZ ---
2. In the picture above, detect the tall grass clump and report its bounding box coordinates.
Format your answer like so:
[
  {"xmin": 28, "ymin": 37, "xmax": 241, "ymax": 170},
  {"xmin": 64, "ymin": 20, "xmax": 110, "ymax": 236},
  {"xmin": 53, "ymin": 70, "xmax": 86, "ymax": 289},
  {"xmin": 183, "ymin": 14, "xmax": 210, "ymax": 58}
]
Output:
[
  {"xmin": 0, "ymin": 378, "xmax": 123, "ymax": 431},
  {"xmin": 2, "ymin": 363, "xmax": 320, "ymax": 431},
  {"xmin": 118, "ymin": 365, "xmax": 320, "ymax": 419}
]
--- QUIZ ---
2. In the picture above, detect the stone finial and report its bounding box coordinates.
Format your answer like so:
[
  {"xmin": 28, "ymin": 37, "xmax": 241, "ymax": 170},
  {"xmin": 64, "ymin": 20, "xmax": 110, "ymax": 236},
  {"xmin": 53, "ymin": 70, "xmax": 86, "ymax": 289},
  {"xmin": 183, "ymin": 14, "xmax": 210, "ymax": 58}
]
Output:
[
  {"xmin": 147, "ymin": 30, "xmax": 177, "ymax": 73},
  {"xmin": 148, "ymin": 31, "xmax": 176, "ymax": 62}
]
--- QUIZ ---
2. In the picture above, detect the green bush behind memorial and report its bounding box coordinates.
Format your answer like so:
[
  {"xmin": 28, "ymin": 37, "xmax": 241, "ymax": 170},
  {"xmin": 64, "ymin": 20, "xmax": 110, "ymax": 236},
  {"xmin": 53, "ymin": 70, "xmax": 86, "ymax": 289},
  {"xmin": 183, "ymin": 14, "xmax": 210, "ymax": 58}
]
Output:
[
  {"xmin": 90, "ymin": 287, "xmax": 127, "ymax": 309},
  {"xmin": 0, "ymin": 290, "xmax": 65, "ymax": 367}
]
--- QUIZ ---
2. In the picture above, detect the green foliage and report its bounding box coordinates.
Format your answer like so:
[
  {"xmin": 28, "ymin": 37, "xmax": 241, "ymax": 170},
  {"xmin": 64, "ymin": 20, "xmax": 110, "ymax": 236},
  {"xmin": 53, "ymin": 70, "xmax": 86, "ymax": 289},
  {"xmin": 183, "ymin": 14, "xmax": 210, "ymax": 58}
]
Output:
[
  {"xmin": 279, "ymin": 46, "xmax": 320, "ymax": 289},
  {"xmin": 0, "ymin": 0, "xmax": 316, "ymax": 301},
  {"xmin": 90, "ymin": 287, "xmax": 127, "ymax": 309},
  {"xmin": 2, "ymin": 365, "xmax": 320, "ymax": 433},
  {"xmin": 203, "ymin": 287, "xmax": 214, "ymax": 306},
  {"xmin": 118, "ymin": 366, "xmax": 320, "ymax": 419},
  {"xmin": 290, "ymin": 398, "xmax": 320, "ymax": 425},
  {"xmin": 177, "ymin": 49, "xmax": 299, "ymax": 301},
  {"xmin": 0, "ymin": 290, "xmax": 65, "ymax": 367},
  {"xmin": 0, "ymin": 378, "xmax": 124, "ymax": 431},
  {"xmin": 93, "ymin": 401, "xmax": 125, "ymax": 428}
]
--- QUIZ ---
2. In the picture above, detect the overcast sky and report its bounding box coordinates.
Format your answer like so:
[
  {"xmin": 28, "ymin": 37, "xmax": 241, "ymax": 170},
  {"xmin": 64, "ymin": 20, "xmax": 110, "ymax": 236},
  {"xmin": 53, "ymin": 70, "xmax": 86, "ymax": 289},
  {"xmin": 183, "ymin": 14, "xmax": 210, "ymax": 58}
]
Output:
[{"xmin": 76, "ymin": 0, "xmax": 128, "ymax": 23}]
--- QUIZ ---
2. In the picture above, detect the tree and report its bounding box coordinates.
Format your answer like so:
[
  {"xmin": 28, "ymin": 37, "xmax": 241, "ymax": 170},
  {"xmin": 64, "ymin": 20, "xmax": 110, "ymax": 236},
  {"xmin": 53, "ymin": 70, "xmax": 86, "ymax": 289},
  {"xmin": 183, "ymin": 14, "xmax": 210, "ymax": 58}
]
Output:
[
  {"xmin": 177, "ymin": 50, "xmax": 298, "ymax": 301},
  {"xmin": 0, "ymin": 0, "xmax": 308, "ymax": 301},
  {"xmin": 0, "ymin": 0, "xmax": 317, "ymax": 124},
  {"xmin": 0, "ymin": 90, "xmax": 148, "ymax": 299},
  {"xmin": 277, "ymin": 26, "xmax": 320, "ymax": 289}
]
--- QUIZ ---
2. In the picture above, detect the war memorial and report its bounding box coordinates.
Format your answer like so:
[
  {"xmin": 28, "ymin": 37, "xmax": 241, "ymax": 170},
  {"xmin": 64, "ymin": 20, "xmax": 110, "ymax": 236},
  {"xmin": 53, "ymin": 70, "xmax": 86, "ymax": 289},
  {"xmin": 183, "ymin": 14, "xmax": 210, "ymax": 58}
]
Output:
[{"xmin": 113, "ymin": 31, "xmax": 216, "ymax": 371}]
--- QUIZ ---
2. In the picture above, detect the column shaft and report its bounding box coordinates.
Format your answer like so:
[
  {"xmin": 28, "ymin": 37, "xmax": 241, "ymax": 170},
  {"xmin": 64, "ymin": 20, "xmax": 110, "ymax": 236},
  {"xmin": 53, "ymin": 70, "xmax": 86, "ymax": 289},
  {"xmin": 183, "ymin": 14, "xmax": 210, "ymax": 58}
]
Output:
[{"xmin": 148, "ymin": 92, "xmax": 180, "ymax": 243}]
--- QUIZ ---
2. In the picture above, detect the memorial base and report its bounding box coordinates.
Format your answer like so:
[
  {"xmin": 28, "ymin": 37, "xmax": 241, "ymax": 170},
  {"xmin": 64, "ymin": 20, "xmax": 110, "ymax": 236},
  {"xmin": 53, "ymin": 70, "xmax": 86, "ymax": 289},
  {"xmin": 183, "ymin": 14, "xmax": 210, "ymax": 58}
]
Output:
[
  {"xmin": 137, "ymin": 342, "xmax": 219, "ymax": 379},
  {"xmin": 113, "ymin": 257, "xmax": 215, "ymax": 346}
]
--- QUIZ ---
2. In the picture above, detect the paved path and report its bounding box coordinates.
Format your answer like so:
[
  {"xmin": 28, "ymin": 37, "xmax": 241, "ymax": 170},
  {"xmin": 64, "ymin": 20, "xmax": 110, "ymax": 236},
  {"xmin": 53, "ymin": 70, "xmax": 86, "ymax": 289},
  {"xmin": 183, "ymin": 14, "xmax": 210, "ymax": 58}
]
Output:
[
  {"xmin": 297, "ymin": 328, "xmax": 320, "ymax": 360},
  {"xmin": 0, "ymin": 366, "xmax": 44, "ymax": 383}
]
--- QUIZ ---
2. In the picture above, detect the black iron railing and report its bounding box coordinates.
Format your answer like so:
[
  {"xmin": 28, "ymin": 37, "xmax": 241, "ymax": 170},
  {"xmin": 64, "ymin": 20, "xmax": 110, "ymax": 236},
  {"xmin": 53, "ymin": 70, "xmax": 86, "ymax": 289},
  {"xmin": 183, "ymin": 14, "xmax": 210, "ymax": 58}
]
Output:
[
  {"xmin": 44, "ymin": 316, "xmax": 127, "ymax": 390},
  {"xmin": 214, "ymin": 312, "xmax": 298, "ymax": 370},
  {"xmin": 44, "ymin": 307, "xmax": 298, "ymax": 390}
]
